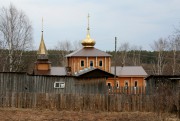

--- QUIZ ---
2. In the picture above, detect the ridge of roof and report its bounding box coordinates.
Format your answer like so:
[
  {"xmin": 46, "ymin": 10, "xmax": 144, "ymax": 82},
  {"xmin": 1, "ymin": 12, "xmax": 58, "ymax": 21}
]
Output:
[{"xmin": 66, "ymin": 47, "xmax": 111, "ymax": 57}]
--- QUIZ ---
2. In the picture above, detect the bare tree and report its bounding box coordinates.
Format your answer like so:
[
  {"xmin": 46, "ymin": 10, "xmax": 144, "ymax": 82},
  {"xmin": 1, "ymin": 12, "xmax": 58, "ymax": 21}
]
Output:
[
  {"xmin": 130, "ymin": 45, "xmax": 142, "ymax": 66},
  {"xmin": 168, "ymin": 35, "xmax": 180, "ymax": 75},
  {"xmin": 117, "ymin": 42, "xmax": 130, "ymax": 66},
  {"xmin": 55, "ymin": 40, "xmax": 72, "ymax": 66},
  {"xmin": 72, "ymin": 40, "xmax": 82, "ymax": 50},
  {"xmin": 151, "ymin": 38, "xmax": 168, "ymax": 75},
  {"xmin": 0, "ymin": 4, "xmax": 33, "ymax": 72}
]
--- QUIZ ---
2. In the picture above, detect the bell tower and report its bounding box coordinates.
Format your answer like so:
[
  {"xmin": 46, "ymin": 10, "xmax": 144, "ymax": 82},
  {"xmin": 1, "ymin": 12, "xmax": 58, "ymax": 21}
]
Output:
[{"xmin": 34, "ymin": 18, "xmax": 51, "ymax": 75}]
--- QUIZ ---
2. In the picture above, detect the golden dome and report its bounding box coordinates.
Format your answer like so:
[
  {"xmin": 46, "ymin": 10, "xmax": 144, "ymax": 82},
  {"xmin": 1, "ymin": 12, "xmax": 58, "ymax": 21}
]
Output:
[
  {"xmin": 37, "ymin": 18, "xmax": 48, "ymax": 56},
  {"xmin": 81, "ymin": 14, "xmax": 96, "ymax": 47},
  {"xmin": 81, "ymin": 30, "xmax": 96, "ymax": 47}
]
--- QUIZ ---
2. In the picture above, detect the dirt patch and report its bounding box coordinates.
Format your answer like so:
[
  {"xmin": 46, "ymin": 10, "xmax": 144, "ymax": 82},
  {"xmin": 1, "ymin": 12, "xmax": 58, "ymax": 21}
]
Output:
[{"xmin": 0, "ymin": 108, "xmax": 178, "ymax": 121}]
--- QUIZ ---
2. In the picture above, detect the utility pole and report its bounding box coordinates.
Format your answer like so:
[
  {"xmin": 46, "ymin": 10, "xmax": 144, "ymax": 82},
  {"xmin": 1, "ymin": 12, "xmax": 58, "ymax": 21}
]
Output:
[
  {"xmin": 114, "ymin": 37, "xmax": 117, "ymax": 92},
  {"xmin": 179, "ymin": 86, "xmax": 180, "ymax": 119}
]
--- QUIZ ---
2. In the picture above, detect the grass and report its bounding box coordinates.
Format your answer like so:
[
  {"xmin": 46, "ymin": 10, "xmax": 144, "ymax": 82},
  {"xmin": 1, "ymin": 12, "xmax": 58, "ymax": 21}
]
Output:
[{"xmin": 0, "ymin": 108, "xmax": 178, "ymax": 121}]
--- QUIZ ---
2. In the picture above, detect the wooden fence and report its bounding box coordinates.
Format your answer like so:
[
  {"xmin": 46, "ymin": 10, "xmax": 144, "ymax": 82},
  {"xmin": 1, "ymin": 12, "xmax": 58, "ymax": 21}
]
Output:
[
  {"xmin": 0, "ymin": 92, "xmax": 177, "ymax": 112},
  {"xmin": 107, "ymin": 86, "xmax": 146, "ymax": 95},
  {"xmin": 0, "ymin": 72, "xmax": 107, "ymax": 94},
  {"xmin": 0, "ymin": 72, "xmax": 178, "ymax": 113}
]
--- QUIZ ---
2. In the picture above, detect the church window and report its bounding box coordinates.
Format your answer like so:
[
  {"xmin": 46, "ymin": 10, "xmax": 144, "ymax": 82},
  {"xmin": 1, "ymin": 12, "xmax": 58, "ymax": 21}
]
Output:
[
  {"xmin": 90, "ymin": 60, "xmax": 93, "ymax": 67},
  {"xmin": 80, "ymin": 60, "xmax": 84, "ymax": 67},
  {"xmin": 134, "ymin": 80, "xmax": 138, "ymax": 94},
  {"xmin": 124, "ymin": 80, "xmax": 129, "ymax": 89},
  {"xmin": 116, "ymin": 81, "xmax": 119, "ymax": 88},
  {"xmin": 107, "ymin": 82, "xmax": 111, "ymax": 89},
  {"xmin": 134, "ymin": 80, "xmax": 138, "ymax": 87},
  {"xmin": 99, "ymin": 60, "xmax": 103, "ymax": 67}
]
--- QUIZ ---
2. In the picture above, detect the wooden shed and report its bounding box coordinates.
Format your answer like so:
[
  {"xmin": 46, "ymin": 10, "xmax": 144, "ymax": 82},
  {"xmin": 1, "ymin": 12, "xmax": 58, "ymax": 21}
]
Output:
[
  {"xmin": 145, "ymin": 75, "xmax": 180, "ymax": 94},
  {"xmin": 0, "ymin": 67, "xmax": 114, "ymax": 94}
]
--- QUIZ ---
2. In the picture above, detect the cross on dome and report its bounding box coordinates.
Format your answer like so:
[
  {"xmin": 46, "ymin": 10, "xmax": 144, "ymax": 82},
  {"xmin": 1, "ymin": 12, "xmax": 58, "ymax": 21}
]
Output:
[{"xmin": 81, "ymin": 14, "xmax": 96, "ymax": 47}]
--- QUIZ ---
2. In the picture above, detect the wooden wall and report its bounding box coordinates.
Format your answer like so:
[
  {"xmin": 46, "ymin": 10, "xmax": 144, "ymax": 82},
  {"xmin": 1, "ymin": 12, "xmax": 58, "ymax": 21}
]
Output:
[
  {"xmin": 106, "ymin": 77, "xmax": 146, "ymax": 90},
  {"xmin": 0, "ymin": 73, "xmax": 178, "ymax": 112},
  {"xmin": 68, "ymin": 57, "xmax": 111, "ymax": 74},
  {"xmin": 145, "ymin": 77, "xmax": 179, "ymax": 94},
  {"xmin": 0, "ymin": 72, "xmax": 106, "ymax": 94}
]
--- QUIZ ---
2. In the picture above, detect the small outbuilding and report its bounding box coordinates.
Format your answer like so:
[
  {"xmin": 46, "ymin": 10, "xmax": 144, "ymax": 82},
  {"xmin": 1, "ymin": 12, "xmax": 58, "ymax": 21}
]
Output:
[{"xmin": 145, "ymin": 75, "xmax": 180, "ymax": 94}]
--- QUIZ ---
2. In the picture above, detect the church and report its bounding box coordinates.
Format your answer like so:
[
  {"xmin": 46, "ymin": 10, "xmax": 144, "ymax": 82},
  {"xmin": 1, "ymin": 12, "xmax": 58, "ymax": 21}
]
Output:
[{"xmin": 33, "ymin": 15, "xmax": 147, "ymax": 93}]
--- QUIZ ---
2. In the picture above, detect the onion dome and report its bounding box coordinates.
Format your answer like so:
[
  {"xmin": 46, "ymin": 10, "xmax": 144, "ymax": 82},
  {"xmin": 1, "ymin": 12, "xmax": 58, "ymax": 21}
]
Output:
[{"xmin": 81, "ymin": 14, "xmax": 96, "ymax": 47}]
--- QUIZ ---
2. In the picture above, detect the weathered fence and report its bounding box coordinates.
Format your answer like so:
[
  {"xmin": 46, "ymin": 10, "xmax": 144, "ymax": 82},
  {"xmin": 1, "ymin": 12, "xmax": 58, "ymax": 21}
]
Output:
[
  {"xmin": 107, "ymin": 86, "xmax": 146, "ymax": 95},
  {"xmin": 0, "ymin": 72, "xmax": 178, "ymax": 113},
  {"xmin": 0, "ymin": 92, "xmax": 177, "ymax": 112},
  {"xmin": 0, "ymin": 72, "xmax": 106, "ymax": 94}
]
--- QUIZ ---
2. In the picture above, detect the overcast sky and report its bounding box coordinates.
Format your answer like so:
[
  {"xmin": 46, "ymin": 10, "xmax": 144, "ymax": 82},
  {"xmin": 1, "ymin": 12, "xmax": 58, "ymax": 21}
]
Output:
[{"xmin": 0, "ymin": 0, "xmax": 180, "ymax": 51}]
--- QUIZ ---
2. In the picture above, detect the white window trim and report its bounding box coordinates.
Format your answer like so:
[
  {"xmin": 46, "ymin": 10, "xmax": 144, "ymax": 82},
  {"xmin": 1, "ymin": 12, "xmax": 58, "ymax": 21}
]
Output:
[
  {"xmin": 89, "ymin": 60, "xmax": 94, "ymax": 67},
  {"xmin": 124, "ymin": 80, "xmax": 129, "ymax": 87},
  {"xmin": 134, "ymin": 80, "xmax": 138, "ymax": 87},
  {"xmin": 54, "ymin": 82, "xmax": 65, "ymax": 89},
  {"xmin": 107, "ymin": 82, "xmax": 111, "ymax": 89},
  {"xmin": 116, "ymin": 81, "xmax": 119, "ymax": 88},
  {"xmin": 99, "ymin": 60, "xmax": 103, "ymax": 67},
  {"xmin": 80, "ymin": 60, "xmax": 85, "ymax": 67}
]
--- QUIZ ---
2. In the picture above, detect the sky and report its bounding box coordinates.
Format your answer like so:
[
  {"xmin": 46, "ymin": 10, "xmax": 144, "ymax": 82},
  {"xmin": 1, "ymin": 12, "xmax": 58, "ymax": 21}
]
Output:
[{"xmin": 0, "ymin": 0, "xmax": 180, "ymax": 51}]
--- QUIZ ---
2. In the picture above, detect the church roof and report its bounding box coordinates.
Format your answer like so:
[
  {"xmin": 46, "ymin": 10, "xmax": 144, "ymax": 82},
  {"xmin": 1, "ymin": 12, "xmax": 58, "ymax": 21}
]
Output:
[
  {"xmin": 74, "ymin": 67, "xmax": 115, "ymax": 78},
  {"xmin": 50, "ymin": 67, "xmax": 66, "ymax": 75},
  {"xmin": 37, "ymin": 32, "xmax": 48, "ymax": 55},
  {"xmin": 33, "ymin": 67, "xmax": 67, "ymax": 76},
  {"xmin": 66, "ymin": 47, "xmax": 111, "ymax": 57},
  {"xmin": 37, "ymin": 18, "xmax": 48, "ymax": 55},
  {"xmin": 111, "ymin": 66, "xmax": 147, "ymax": 77}
]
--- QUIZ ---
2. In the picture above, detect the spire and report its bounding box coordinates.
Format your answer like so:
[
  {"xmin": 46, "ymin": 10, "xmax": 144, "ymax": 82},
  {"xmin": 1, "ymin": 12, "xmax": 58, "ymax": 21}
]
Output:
[
  {"xmin": 37, "ymin": 18, "xmax": 48, "ymax": 56},
  {"xmin": 87, "ymin": 13, "xmax": 90, "ymax": 37},
  {"xmin": 42, "ymin": 17, "xmax": 43, "ymax": 32},
  {"xmin": 81, "ymin": 14, "xmax": 96, "ymax": 47}
]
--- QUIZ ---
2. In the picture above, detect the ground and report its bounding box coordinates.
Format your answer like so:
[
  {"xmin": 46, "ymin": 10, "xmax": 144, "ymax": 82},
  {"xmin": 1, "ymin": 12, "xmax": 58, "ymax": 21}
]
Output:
[{"xmin": 0, "ymin": 108, "xmax": 178, "ymax": 121}]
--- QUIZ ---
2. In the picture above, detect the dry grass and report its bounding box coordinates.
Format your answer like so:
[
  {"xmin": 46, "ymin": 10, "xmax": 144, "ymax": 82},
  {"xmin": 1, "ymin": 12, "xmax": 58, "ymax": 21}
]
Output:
[{"xmin": 0, "ymin": 108, "xmax": 178, "ymax": 121}]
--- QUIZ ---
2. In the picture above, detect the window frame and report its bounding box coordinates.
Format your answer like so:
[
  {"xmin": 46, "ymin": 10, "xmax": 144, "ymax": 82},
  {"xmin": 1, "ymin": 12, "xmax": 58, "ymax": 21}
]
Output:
[
  {"xmin": 99, "ymin": 60, "xmax": 103, "ymax": 67},
  {"xmin": 107, "ymin": 82, "xmax": 111, "ymax": 89},
  {"xmin": 124, "ymin": 80, "xmax": 129, "ymax": 89},
  {"xmin": 54, "ymin": 82, "xmax": 65, "ymax": 89},
  {"xmin": 116, "ymin": 81, "xmax": 119, "ymax": 88},
  {"xmin": 80, "ymin": 60, "xmax": 85, "ymax": 67},
  {"xmin": 89, "ymin": 60, "xmax": 94, "ymax": 67},
  {"xmin": 134, "ymin": 80, "xmax": 138, "ymax": 87}
]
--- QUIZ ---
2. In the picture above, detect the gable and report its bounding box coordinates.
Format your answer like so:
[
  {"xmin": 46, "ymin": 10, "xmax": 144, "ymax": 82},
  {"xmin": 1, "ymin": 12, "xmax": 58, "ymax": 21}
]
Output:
[{"xmin": 75, "ymin": 68, "xmax": 115, "ymax": 78}]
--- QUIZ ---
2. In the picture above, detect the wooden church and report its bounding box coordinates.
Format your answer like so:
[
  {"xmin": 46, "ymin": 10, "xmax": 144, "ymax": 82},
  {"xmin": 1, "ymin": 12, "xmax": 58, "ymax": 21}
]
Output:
[
  {"xmin": 32, "ymin": 15, "xmax": 147, "ymax": 94},
  {"xmin": 65, "ymin": 15, "xmax": 147, "ymax": 92},
  {"xmin": 66, "ymin": 15, "xmax": 112, "ymax": 75}
]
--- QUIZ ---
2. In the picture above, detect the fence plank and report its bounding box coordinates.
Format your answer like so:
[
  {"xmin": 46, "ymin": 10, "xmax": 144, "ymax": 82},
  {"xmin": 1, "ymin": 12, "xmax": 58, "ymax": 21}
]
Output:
[{"xmin": 0, "ymin": 92, "xmax": 177, "ymax": 113}]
